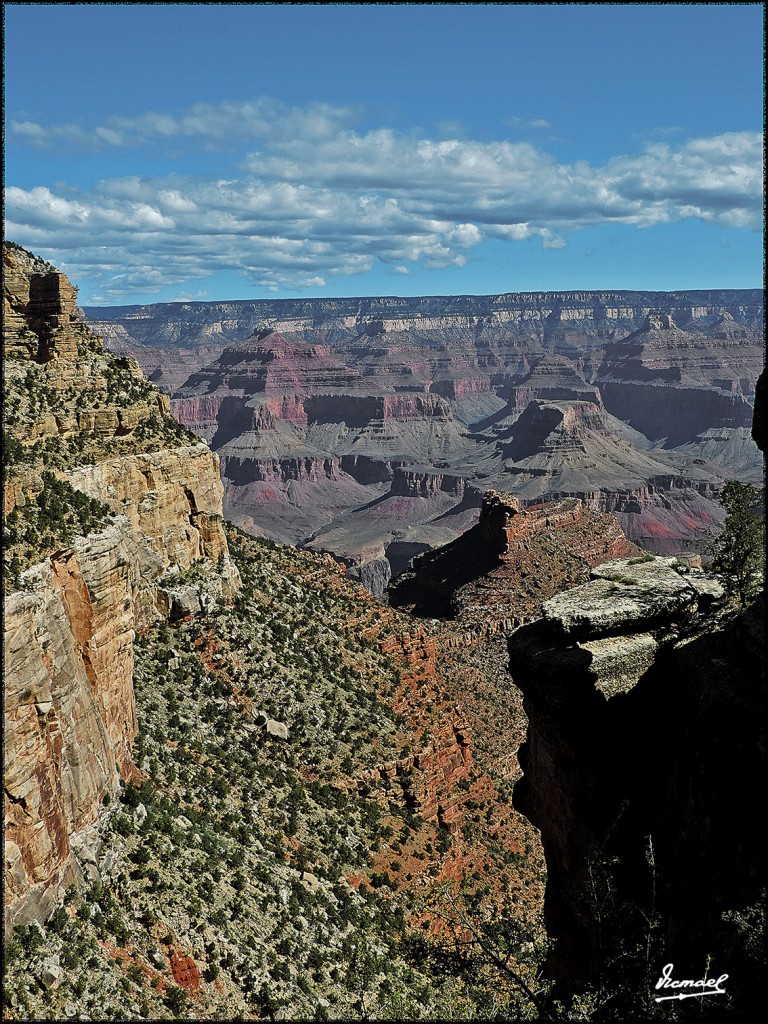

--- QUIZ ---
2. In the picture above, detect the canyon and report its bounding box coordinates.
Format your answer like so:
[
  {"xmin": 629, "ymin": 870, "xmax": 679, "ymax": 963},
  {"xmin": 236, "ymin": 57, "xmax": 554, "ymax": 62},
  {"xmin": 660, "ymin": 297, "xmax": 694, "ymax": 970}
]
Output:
[
  {"xmin": 87, "ymin": 289, "xmax": 764, "ymax": 587},
  {"xmin": 5, "ymin": 244, "xmax": 765, "ymax": 1019},
  {"xmin": 5, "ymin": 243, "xmax": 554, "ymax": 1018}
]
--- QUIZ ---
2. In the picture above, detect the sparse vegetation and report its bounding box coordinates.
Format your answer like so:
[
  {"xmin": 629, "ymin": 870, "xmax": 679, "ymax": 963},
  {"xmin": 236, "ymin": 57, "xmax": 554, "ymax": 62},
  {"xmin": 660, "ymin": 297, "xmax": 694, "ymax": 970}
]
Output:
[
  {"xmin": 3, "ymin": 472, "xmax": 114, "ymax": 590},
  {"xmin": 3, "ymin": 523, "xmax": 552, "ymax": 1019}
]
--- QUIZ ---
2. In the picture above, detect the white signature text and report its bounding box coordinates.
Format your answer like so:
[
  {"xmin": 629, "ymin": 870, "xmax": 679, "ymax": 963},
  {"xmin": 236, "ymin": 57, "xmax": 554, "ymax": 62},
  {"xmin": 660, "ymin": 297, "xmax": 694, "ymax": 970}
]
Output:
[{"xmin": 654, "ymin": 963, "xmax": 729, "ymax": 1002}]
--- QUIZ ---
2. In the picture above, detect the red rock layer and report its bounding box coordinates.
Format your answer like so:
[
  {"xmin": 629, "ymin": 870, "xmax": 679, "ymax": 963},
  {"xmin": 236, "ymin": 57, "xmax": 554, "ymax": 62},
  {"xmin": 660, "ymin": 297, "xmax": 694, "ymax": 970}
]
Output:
[{"xmin": 391, "ymin": 491, "xmax": 642, "ymax": 633}]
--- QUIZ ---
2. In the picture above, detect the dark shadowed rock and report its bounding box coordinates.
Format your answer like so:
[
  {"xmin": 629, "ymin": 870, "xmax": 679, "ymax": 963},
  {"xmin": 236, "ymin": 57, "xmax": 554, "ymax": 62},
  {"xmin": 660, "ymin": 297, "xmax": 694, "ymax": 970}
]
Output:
[
  {"xmin": 510, "ymin": 553, "xmax": 765, "ymax": 1013},
  {"xmin": 345, "ymin": 558, "xmax": 392, "ymax": 597}
]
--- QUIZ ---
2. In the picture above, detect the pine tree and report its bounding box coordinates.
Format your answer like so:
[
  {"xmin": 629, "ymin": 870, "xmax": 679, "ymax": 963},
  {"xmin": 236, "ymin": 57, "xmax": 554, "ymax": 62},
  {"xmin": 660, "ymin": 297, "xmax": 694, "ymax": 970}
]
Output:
[{"xmin": 710, "ymin": 481, "xmax": 765, "ymax": 607}]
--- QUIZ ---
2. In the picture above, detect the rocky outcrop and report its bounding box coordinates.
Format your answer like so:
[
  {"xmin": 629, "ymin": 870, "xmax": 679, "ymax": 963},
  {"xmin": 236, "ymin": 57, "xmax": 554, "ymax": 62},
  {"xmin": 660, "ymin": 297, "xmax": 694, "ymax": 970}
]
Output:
[
  {"xmin": 390, "ymin": 491, "xmax": 641, "ymax": 632},
  {"xmin": 4, "ymin": 242, "xmax": 86, "ymax": 362},
  {"xmin": 344, "ymin": 557, "xmax": 392, "ymax": 597},
  {"xmin": 67, "ymin": 445, "xmax": 229, "ymax": 575},
  {"xmin": 752, "ymin": 367, "xmax": 767, "ymax": 453},
  {"xmin": 509, "ymin": 558, "xmax": 765, "ymax": 1011}
]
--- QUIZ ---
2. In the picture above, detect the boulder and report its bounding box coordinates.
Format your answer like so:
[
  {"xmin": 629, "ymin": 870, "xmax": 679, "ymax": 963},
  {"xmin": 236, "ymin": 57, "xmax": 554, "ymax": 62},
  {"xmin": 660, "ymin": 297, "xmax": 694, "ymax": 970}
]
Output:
[
  {"xmin": 266, "ymin": 719, "xmax": 289, "ymax": 740},
  {"xmin": 40, "ymin": 956, "xmax": 62, "ymax": 990},
  {"xmin": 542, "ymin": 557, "xmax": 700, "ymax": 639}
]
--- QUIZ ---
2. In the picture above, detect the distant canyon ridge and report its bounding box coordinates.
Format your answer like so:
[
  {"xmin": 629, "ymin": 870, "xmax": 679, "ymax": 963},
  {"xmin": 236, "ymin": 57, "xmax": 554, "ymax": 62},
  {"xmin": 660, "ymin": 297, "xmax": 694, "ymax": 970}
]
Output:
[{"xmin": 85, "ymin": 289, "xmax": 765, "ymax": 592}]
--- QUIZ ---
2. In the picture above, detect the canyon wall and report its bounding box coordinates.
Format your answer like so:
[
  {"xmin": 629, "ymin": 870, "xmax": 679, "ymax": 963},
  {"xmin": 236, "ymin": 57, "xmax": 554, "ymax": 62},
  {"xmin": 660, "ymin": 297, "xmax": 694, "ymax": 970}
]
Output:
[
  {"xmin": 3, "ymin": 243, "xmax": 238, "ymax": 926},
  {"xmin": 85, "ymin": 289, "xmax": 765, "ymax": 357},
  {"xmin": 4, "ymin": 525, "xmax": 142, "ymax": 923},
  {"xmin": 89, "ymin": 288, "xmax": 763, "ymax": 579}
]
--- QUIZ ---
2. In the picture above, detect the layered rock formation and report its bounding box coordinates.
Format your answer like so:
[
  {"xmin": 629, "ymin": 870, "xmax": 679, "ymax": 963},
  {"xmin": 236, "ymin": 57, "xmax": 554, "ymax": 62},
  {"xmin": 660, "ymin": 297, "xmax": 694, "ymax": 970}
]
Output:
[
  {"xmin": 597, "ymin": 313, "xmax": 759, "ymax": 446},
  {"xmin": 171, "ymin": 328, "xmax": 480, "ymax": 585},
  {"xmin": 86, "ymin": 287, "xmax": 763, "ymax": 578},
  {"xmin": 4, "ymin": 243, "xmax": 82, "ymax": 362},
  {"xmin": 85, "ymin": 289, "xmax": 765, "ymax": 367},
  {"xmin": 3, "ymin": 243, "xmax": 238, "ymax": 926},
  {"xmin": 509, "ymin": 556, "xmax": 765, "ymax": 1013},
  {"xmin": 4, "ymin": 526, "xmax": 142, "ymax": 922},
  {"xmin": 390, "ymin": 490, "xmax": 641, "ymax": 631}
]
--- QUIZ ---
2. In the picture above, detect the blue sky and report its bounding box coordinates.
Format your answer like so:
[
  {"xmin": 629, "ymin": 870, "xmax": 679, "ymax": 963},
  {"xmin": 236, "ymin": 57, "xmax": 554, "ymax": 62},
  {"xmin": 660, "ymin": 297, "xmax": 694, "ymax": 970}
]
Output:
[{"xmin": 4, "ymin": 3, "xmax": 764, "ymax": 305}]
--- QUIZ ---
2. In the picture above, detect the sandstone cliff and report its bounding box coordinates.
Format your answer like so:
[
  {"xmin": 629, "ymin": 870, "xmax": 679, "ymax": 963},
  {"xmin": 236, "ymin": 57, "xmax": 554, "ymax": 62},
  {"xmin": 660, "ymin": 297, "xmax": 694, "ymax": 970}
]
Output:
[
  {"xmin": 3, "ymin": 243, "xmax": 238, "ymax": 926},
  {"xmin": 4, "ymin": 526, "xmax": 141, "ymax": 922}
]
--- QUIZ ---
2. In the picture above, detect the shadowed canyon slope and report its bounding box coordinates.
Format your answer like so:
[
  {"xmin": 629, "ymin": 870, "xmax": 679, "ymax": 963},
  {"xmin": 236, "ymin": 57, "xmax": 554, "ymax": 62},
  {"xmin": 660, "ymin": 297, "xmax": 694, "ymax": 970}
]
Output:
[{"xmin": 87, "ymin": 290, "xmax": 764, "ymax": 583}]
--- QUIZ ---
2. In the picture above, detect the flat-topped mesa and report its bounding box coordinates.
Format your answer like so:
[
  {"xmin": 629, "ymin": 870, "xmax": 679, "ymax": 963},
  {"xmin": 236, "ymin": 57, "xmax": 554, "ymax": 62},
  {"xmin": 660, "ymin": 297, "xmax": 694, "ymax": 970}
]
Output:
[
  {"xmin": 306, "ymin": 392, "xmax": 452, "ymax": 425},
  {"xmin": 596, "ymin": 316, "xmax": 759, "ymax": 445}
]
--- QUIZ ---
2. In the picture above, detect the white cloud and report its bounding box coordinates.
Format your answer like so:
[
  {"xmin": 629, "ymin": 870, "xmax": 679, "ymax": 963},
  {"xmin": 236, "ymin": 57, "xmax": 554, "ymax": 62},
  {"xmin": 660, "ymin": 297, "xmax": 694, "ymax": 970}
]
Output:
[
  {"xmin": 5, "ymin": 97, "xmax": 763, "ymax": 298},
  {"xmin": 506, "ymin": 115, "xmax": 553, "ymax": 131},
  {"xmin": 10, "ymin": 98, "xmax": 361, "ymax": 152}
]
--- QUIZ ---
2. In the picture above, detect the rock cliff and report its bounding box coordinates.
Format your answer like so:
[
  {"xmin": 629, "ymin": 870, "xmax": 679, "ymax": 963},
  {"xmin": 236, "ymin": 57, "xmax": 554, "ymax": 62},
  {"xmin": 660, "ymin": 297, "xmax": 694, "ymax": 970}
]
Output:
[
  {"xmin": 85, "ymin": 289, "xmax": 765, "ymax": 363},
  {"xmin": 90, "ymin": 287, "xmax": 763, "ymax": 578},
  {"xmin": 390, "ymin": 491, "xmax": 642, "ymax": 631},
  {"xmin": 4, "ymin": 526, "xmax": 141, "ymax": 923},
  {"xmin": 3, "ymin": 243, "xmax": 238, "ymax": 926},
  {"xmin": 509, "ymin": 556, "xmax": 765, "ymax": 1013}
]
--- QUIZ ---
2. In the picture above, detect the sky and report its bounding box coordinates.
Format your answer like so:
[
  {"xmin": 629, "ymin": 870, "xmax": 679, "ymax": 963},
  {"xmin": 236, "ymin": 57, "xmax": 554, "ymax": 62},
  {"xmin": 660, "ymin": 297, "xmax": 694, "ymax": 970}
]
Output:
[{"xmin": 3, "ymin": 3, "xmax": 764, "ymax": 306}]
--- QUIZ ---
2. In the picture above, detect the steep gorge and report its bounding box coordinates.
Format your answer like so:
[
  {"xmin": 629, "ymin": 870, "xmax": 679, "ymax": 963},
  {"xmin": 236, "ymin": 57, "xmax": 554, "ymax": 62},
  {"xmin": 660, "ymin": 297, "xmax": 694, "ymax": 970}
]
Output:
[{"xmin": 88, "ymin": 289, "xmax": 764, "ymax": 582}]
